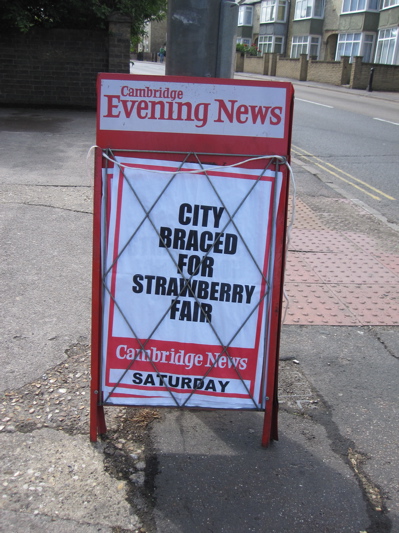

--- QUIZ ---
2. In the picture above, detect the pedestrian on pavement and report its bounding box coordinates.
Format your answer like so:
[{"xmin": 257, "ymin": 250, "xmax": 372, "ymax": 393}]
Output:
[{"xmin": 159, "ymin": 45, "xmax": 166, "ymax": 63}]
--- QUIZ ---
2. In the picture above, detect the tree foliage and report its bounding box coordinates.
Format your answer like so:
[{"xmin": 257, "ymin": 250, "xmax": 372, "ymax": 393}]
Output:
[{"xmin": 0, "ymin": 0, "xmax": 167, "ymax": 36}]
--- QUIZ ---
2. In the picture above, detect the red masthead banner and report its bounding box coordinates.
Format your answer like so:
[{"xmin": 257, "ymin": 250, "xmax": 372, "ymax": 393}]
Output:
[{"xmin": 96, "ymin": 74, "xmax": 294, "ymax": 157}]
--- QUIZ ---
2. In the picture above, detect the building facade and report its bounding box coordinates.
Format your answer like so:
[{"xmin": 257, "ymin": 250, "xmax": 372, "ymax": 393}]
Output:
[
  {"xmin": 236, "ymin": 0, "xmax": 399, "ymax": 64},
  {"xmin": 140, "ymin": 18, "xmax": 167, "ymax": 56}
]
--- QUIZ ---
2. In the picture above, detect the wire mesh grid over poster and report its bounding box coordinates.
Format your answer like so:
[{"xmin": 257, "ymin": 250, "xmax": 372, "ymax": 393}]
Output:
[{"xmin": 97, "ymin": 149, "xmax": 287, "ymax": 412}]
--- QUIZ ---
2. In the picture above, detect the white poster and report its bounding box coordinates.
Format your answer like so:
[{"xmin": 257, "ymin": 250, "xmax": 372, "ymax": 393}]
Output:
[{"xmin": 101, "ymin": 156, "xmax": 281, "ymax": 409}]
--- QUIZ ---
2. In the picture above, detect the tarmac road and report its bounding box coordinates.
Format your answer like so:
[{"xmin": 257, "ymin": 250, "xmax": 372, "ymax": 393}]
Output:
[{"xmin": 0, "ymin": 66, "xmax": 398, "ymax": 532}]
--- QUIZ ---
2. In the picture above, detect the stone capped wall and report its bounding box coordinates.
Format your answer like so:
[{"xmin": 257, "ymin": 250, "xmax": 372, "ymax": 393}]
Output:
[{"xmin": 0, "ymin": 15, "xmax": 131, "ymax": 108}]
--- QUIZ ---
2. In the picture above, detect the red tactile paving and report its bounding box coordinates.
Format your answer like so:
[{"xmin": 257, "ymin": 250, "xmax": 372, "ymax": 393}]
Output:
[
  {"xmin": 330, "ymin": 285, "xmax": 399, "ymax": 326},
  {"xmin": 303, "ymin": 253, "xmax": 398, "ymax": 284},
  {"xmin": 288, "ymin": 199, "xmax": 327, "ymax": 230},
  {"xmin": 283, "ymin": 198, "xmax": 399, "ymax": 326},
  {"xmin": 289, "ymin": 229, "xmax": 359, "ymax": 253},
  {"xmin": 376, "ymin": 255, "xmax": 399, "ymax": 277},
  {"xmin": 283, "ymin": 283, "xmax": 360, "ymax": 326},
  {"xmin": 344, "ymin": 232, "xmax": 399, "ymax": 256},
  {"xmin": 284, "ymin": 253, "xmax": 322, "ymax": 283},
  {"xmin": 343, "ymin": 233, "xmax": 399, "ymax": 275}
]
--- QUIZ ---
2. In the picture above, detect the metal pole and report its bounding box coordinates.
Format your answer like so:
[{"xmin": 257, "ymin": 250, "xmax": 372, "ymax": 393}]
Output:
[
  {"xmin": 166, "ymin": 0, "xmax": 238, "ymax": 78},
  {"xmin": 216, "ymin": 1, "xmax": 239, "ymax": 78},
  {"xmin": 367, "ymin": 67, "xmax": 374, "ymax": 92}
]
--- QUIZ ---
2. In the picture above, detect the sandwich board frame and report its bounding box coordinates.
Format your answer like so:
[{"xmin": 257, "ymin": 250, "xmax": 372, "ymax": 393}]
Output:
[{"xmin": 91, "ymin": 73, "xmax": 294, "ymax": 446}]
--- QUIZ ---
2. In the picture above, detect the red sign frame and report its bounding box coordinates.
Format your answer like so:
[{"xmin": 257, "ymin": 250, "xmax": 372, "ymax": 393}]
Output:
[{"xmin": 91, "ymin": 73, "xmax": 294, "ymax": 446}]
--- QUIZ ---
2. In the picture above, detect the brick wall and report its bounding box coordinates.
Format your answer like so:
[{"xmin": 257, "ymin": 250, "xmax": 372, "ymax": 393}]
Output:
[
  {"xmin": 275, "ymin": 57, "xmax": 302, "ymax": 80},
  {"xmin": 351, "ymin": 57, "xmax": 399, "ymax": 91},
  {"xmin": 235, "ymin": 52, "xmax": 245, "ymax": 73},
  {"xmin": 108, "ymin": 14, "xmax": 131, "ymax": 73},
  {"xmin": 308, "ymin": 57, "xmax": 350, "ymax": 85},
  {"xmin": 236, "ymin": 53, "xmax": 399, "ymax": 92},
  {"xmin": 0, "ymin": 15, "xmax": 131, "ymax": 108},
  {"xmin": 243, "ymin": 55, "xmax": 268, "ymax": 75},
  {"xmin": 372, "ymin": 64, "xmax": 399, "ymax": 91}
]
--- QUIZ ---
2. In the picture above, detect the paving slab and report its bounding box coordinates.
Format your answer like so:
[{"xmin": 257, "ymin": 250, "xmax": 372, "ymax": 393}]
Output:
[
  {"xmin": 151, "ymin": 409, "xmax": 368, "ymax": 533},
  {"xmin": 0, "ymin": 429, "xmax": 141, "ymax": 531},
  {"xmin": 284, "ymin": 193, "xmax": 399, "ymax": 326}
]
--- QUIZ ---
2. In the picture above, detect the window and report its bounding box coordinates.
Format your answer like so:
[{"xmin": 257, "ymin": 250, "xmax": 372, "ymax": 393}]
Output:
[
  {"xmin": 294, "ymin": 0, "xmax": 325, "ymax": 19},
  {"xmin": 362, "ymin": 34, "xmax": 375, "ymax": 62},
  {"xmin": 291, "ymin": 35, "xmax": 308, "ymax": 57},
  {"xmin": 291, "ymin": 35, "xmax": 321, "ymax": 58},
  {"xmin": 336, "ymin": 33, "xmax": 361, "ymax": 59},
  {"xmin": 258, "ymin": 35, "xmax": 284, "ymax": 53},
  {"xmin": 237, "ymin": 37, "xmax": 252, "ymax": 47},
  {"xmin": 380, "ymin": 0, "xmax": 399, "ymax": 8},
  {"xmin": 375, "ymin": 28, "xmax": 398, "ymax": 64},
  {"xmin": 260, "ymin": 0, "xmax": 288, "ymax": 22},
  {"xmin": 238, "ymin": 5, "xmax": 253, "ymax": 25},
  {"xmin": 335, "ymin": 32, "xmax": 375, "ymax": 62},
  {"xmin": 341, "ymin": 0, "xmax": 378, "ymax": 13},
  {"xmin": 309, "ymin": 36, "xmax": 321, "ymax": 56}
]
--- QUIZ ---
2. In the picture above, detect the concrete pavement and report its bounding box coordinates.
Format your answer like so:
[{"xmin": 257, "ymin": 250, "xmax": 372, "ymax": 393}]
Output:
[
  {"xmin": 0, "ymin": 108, "xmax": 144, "ymax": 531},
  {"xmin": 0, "ymin": 67, "xmax": 398, "ymax": 532}
]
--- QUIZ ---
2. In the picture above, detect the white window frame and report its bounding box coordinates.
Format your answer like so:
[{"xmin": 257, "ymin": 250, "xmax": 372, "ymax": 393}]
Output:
[
  {"xmin": 260, "ymin": 0, "xmax": 289, "ymax": 23},
  {"xmin": 258, "ymin": 35, "xmax": 285, "ymax": 54},
  {"xmin": 341, "ymin": 0, "xmax": 379, "ymax": 13},
  {"xmin": 238, "ymin": 5, "xmax": 254, "ymax": 26},
  {"xmin": 380, "ymin": 0, "xmax": 399, "ymax": 8},
  {"xmin": 291, "ymin": 35, "xmax": 308, "ymax": 57},
  {"xmin": 362, "ymin": 33, "xmax": 376, "ymax": 62},
  {"xmin": 374, "ymin": 28, "xmax": 399, "ymax": 64},
  {"xmin": 237, "ymin": 37, "xmax": 252, "ymax": 47},
  {"xmin": 335, "ymin": 32, "xmax": 376, "ymax": 62},
  {"xmin": 291, "ymin": 35, "xmax": 321, "ymax": 58},
  {"xmin": 294, "ymin": 0, "xmax": 325, "ymax": 19}
]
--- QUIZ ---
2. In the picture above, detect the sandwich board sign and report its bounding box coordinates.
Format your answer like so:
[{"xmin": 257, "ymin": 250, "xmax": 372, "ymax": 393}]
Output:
[{"xmin": 91, "ymin": 73, "xmax": 294, "ymax": 446}]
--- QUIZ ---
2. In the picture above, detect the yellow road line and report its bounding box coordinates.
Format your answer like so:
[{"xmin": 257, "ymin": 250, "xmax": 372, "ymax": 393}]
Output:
[
  {"xmin": 293, "ymin": 145, "xmax": 396, "ymax": 201},
  {"xmin": 293, "ymin": 150, "xmax": 381, "ymax": 200}
]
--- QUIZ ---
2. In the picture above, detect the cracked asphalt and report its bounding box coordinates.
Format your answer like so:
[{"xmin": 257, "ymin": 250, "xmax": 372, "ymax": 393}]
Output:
[{"xmin": 0, "ymin": 104, "xmax": 398, "ymax": 532}]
